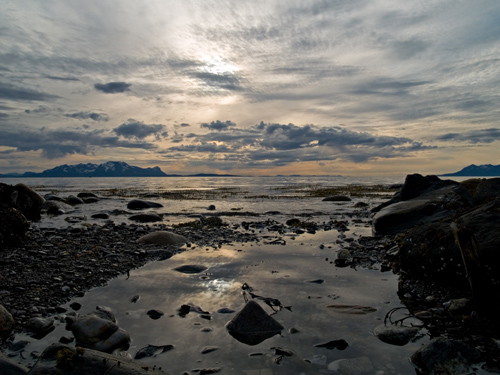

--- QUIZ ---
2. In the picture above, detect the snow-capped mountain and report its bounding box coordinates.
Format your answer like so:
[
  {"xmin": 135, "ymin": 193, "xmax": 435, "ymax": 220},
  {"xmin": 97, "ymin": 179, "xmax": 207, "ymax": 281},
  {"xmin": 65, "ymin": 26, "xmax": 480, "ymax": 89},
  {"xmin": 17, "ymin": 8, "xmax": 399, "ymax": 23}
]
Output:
[{"xmin": 17, "ymin": 161, "xmax": 167, "ymax": 177}]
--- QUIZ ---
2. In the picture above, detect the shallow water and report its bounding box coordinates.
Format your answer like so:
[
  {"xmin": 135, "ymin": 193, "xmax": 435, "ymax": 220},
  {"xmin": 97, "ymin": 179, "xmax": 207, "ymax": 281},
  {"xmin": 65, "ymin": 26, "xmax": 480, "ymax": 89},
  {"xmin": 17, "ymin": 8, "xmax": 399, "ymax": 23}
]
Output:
[{"xmin": 12, "ymin": 229, "xmax": 428, "ymax": 374}]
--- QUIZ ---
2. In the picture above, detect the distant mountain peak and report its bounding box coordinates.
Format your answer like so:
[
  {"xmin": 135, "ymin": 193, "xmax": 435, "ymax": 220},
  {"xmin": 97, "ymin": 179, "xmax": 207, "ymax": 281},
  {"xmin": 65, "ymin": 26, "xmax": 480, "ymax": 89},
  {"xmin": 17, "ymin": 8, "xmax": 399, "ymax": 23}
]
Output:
[{"xmin": 441, "ymin": 164, "xmax": 500, "ymax": 177}]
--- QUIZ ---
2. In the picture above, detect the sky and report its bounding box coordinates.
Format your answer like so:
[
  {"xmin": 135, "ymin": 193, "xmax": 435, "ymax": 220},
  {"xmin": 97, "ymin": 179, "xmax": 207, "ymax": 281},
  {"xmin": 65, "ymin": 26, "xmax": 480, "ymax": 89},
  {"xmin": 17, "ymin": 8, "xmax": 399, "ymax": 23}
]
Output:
[{"xmin": 1, "ymin": 0, "xmax": 499, "ymax": 176}]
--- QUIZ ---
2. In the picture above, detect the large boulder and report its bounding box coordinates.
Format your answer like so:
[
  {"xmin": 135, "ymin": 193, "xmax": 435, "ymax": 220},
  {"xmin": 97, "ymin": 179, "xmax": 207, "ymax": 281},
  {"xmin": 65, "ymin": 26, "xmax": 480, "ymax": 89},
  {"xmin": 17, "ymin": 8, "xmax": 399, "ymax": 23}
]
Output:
[
  {"xmin": 136, "ymin": 231, "xmax": 186, "ymax": 246},
  {"xmin": 0, "ymin": 203, "xmax": 30, "ymax": 246},
  {"xmin": 373, "ymin": 184, "xmax": 472, "ymax": 236},
  {"xmin": 0, "ymin": 183, "xmax": 44, "ymax": 221},
  {"xmin": 397, "ymin": 199, "xmax": 500, "ymax": 286},
  {"xmin": 26, "ymin": 343, "xmax": 168, "ymax": 375}
]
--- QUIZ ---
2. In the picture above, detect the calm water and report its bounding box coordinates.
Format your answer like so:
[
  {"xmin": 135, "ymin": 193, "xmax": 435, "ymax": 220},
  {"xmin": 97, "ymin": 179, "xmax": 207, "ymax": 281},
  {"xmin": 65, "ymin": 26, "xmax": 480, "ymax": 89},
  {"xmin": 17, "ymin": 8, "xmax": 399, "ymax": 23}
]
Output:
[{"xmin": 3, "ymin": 175, "xmax": 474, "ymax": 374}]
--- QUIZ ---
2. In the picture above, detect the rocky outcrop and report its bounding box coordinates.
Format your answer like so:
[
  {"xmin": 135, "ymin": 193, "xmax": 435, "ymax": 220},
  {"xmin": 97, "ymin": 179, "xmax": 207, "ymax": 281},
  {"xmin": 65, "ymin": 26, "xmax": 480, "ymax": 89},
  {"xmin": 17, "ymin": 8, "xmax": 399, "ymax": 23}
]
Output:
[
  {"xmin": 0, "ymin": 183, "xmax": 45, "ymax": 221},
  {"xmin": 0, "ymin": 203, "xmax": 30, "ymax": 246}
]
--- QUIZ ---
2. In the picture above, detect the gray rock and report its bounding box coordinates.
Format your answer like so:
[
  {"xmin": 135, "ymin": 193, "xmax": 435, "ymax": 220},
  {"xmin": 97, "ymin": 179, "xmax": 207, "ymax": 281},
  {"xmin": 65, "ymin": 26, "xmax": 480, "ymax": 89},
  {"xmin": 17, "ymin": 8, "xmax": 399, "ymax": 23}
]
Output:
[
  {"xmin": 64, "ymin": 195, "xmax": 85, "ymax": 205},
  {"xmin": 26, "ymin": 343, "xmax": 169, "ymax": 375},
  {"xmin": 42, "ymin": 201, "xmax": 74, "ymax": 215},
  {"xmin": 0, "ymin": 304, "xmax": 15, "ymax": 338},
  {"xmin": 71, "ymin": 314, "xmax": 130, "ymax": 353},
  {"xmin": 136, "ymin": 231, "xmax": 187, "ymax": 246},
  {"xmin": 225, "ymin": 300, "xmax": 284, "ymax": 346},
  {"xmin": 0, "ymin": 203, "xmax": 30, "ymax": 245},
  {"xmin": 127, "ymin": 199, "xmax": 163, "ymax": 210},
  {"xmin": 26, "ymin": 317, "xmax": 54, "ymax": 334},
  {"xmin": 373, "ymin": 324, "xmax": 421, "ymax": 346},
  {"xmin": 410, "ymin": 337, "xmax": 481, "ymax": 375}
]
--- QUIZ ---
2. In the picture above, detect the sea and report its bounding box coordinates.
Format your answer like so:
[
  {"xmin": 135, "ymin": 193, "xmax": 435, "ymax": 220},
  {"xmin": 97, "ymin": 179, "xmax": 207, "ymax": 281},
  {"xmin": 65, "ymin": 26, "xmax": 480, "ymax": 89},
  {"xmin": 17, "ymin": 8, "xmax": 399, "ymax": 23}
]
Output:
[{"xmin": 1, "ymin": 175, "xmax": 486, "ymax": 374}]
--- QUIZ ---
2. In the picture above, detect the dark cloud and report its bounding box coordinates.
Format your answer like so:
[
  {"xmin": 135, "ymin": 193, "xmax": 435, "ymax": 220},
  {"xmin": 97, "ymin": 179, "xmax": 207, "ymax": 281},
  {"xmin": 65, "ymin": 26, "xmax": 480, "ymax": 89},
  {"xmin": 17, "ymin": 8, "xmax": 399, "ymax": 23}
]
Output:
[
  {"xmin": 436, "ymin": 128, "xmax": 500, "ymax": 144},
  {"xmin": 0, "ymin": 125, "xmax": 156, "ymax": 159},
  {"xmin": 0, "ymin": 82, "xmax": 59, "ymax": 101},
  {"xmin": 114, "ymin": 119, "xmax": 167, "ymax": 139},
  {"xmin": 0, "ymin": 113, "xmax": 8, "ymax": 120},
  {"xmin": 162, "ymin": 121, "xmax": 434, "ymax": 169},
  {"xmin": 200, "ymin": 120, "xmax": 236, "ymax": 131},
  {"xmin": 192, "ymin": 71, "xmax": 243, "ymax": 91},
  {"xmin": 94, "ymin": 82, "xmax": 132, "ymax": 94},
  {"xmin": 25, "ymin": 106, "xmax": 50, "ymax": 114},
  {"xmin": 65, "ymin": 111, "xmax": 109, "ymax": 122}
]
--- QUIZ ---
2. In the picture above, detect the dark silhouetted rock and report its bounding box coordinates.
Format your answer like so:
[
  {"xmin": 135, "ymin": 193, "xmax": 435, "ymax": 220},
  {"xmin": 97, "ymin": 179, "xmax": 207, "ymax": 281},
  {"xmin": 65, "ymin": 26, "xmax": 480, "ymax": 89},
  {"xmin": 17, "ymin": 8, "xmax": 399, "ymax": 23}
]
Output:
[
  {"xmin": 127, "ymin": 199, "xmax": 163, "ymax": 210},
  {"xmin": 136, "ymin": 231, "xmax": 186, "ymax": 246},
  {"xmin": 0, "ymin": 183, "xmax": 44, "ymax": 221},
  {"xmin": 225, "ymin": 300, "xmax": 284, "ymax": 345},
  {"xmin": 129, "ymin": 213, "xmax": 162, "ymax": 223},
  {"xmin": 0, "ymin": 203, "xmax": 30, "ymax": 246},
  {"xmin": 472, "ymin": 177, "xmax": 500, "ymax": 205}
]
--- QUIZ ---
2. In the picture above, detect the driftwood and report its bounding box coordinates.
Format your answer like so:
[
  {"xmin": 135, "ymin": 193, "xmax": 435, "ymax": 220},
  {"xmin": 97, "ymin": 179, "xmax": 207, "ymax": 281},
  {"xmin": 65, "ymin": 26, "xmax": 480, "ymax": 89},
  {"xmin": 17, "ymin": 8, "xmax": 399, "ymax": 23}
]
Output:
[{"xmin": 451, "ymin": 222, "xmax": 498, "ymax": 318}]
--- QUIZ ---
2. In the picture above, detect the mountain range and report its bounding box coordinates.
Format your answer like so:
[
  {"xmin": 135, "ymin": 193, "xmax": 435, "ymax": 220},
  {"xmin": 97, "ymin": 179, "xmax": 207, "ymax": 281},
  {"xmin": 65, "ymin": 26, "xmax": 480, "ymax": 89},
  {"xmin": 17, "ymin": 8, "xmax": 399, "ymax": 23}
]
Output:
[
  {"xmin": 1, "ymin": 161, "xmax": 168, "ymax": 177},
  {"xmin": 0, "ymin": 161, "xmax": 241, "ymax": 178},
  {"xmin": 440, "ymin": 164, "xmax": 500, "ymax": 177}
]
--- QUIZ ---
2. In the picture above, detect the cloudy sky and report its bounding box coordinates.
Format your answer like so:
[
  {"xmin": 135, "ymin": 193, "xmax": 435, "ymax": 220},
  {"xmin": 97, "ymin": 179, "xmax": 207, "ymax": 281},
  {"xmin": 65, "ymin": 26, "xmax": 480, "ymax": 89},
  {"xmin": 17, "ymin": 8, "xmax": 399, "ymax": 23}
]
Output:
[{"xmin": 1, "ymin": 0, "xmax": 499, "ymax": 176}]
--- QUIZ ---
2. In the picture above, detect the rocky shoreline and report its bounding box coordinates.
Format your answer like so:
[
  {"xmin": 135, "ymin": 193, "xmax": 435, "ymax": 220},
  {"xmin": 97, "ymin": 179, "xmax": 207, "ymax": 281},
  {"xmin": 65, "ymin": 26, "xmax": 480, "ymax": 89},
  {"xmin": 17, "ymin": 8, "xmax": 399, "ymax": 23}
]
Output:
[{"xmin": 2, "ymin": 176, "xmax": 500, "ymax": 374}]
